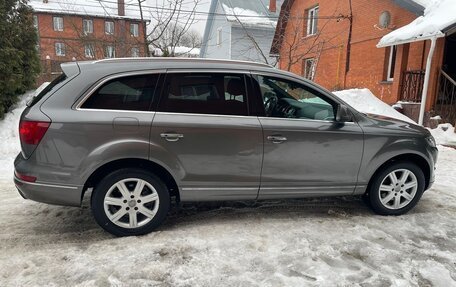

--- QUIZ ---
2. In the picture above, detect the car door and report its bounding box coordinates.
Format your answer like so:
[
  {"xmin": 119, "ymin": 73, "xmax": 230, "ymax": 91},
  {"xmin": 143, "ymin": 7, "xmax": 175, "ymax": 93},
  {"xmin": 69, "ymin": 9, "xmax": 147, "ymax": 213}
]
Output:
[
  {"xmin": 149, "ymin": 70, "xmax": 263, "ymax": 201},
  {"xmin": 252, "ymin": 73, "xmax": 364, "ymax": 199}
]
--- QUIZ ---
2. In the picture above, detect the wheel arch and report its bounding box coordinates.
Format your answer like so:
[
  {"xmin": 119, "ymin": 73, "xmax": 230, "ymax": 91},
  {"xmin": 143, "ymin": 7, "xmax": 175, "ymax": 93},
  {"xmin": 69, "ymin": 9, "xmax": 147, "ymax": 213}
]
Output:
[
  {"xmin": 366, "ymin": 153, "xmax": 431, "ymax": 194},
  {"xmin": 82, "ymin": 158, "xmax": 180, "ymax": 202}
]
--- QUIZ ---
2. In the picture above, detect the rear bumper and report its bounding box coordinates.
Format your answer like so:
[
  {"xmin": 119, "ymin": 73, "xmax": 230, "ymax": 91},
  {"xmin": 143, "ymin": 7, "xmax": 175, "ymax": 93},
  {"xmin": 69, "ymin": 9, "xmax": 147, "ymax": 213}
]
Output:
[
  {"xmin": 14, "ymin": 152, "xmax": 84, "ymax": 206},
  {"xmin": 14, "ymin": 176, "xmax": 83, "ymax": 207}
]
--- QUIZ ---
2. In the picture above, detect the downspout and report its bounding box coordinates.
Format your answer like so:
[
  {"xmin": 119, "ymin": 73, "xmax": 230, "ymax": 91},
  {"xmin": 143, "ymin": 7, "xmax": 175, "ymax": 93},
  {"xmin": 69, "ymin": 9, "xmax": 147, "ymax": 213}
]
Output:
[
  {"xmin": 418, "ymin": 37, "xmax": 437, "ymax": 125},
  {"xmin": 344, "ymin": 0, "xmax": 353, "ymax": 89}
]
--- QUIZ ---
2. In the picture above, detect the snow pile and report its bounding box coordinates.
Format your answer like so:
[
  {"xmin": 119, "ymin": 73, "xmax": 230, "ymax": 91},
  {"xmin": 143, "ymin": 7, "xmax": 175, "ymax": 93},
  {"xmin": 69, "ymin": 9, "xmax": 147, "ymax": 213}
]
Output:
[
  {"xmin": 378, "ymin": 0, "xmax": 456, "ymax": 46},
  {"xmin": 333, "ymin": 88, "xmax": 416, "ymax": 124},
  {"xmin": 29, "ymin": 0, "xmax": 145, "ymax": 20},
  {"xmin": 429, "ymin": 123, "xmax": 456, "ymax": 146},
  {"xmin": 0, "ymin": 82, "xmax": 49, "ymax": 180},
  {"xmin": 222, "ymin": 4, "xmax": 276, "ymax": 28}
]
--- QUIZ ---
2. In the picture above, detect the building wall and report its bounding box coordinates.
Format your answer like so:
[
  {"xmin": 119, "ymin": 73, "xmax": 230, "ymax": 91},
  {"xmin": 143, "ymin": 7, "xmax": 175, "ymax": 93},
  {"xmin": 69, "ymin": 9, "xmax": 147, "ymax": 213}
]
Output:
[
  {"xmin": 231, "ymin": 25, "xmax": 277, "ymax": 64},
  {"xmin": 34, "ymin": 12, "xmax": 147, "ymax": 62},
  {"xmin": 278, "ymin": 0, "xmax": 432, "ymax": 105},
  {"xmin": 200, "ymin": 2, "xmax": 232, "ymax": 60}
]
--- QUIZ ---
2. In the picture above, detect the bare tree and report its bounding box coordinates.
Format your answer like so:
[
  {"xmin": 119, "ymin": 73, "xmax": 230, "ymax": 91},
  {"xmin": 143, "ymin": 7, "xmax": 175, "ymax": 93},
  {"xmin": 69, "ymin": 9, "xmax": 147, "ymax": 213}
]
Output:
[
  {"xmin": 145, "ymin": 0, "xmax": 201, "ymax": 57},
  {"xmin": 272, "ymin": 7, "xmax": 350, "ymax": 73}
]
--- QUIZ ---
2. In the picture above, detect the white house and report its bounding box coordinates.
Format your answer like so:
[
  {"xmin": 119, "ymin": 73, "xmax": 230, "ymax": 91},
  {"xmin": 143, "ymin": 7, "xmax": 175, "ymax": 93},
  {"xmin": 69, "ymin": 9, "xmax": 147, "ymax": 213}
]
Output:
[{"xmin": 200, "ymin": 0, "xmax": 283, "ymax": 65}]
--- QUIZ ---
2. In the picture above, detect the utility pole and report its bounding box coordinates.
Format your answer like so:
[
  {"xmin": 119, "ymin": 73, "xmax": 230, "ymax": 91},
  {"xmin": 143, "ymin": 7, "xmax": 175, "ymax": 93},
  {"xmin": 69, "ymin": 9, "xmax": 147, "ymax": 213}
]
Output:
[{"xmin": 138, "ymin": 0, "xmax": 150, "ymax": 57}]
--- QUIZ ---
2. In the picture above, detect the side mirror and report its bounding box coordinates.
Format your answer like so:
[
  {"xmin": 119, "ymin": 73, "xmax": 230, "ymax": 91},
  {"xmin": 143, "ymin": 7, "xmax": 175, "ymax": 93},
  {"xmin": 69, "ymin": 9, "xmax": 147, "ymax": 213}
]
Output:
[{"xmin": 336, "ymin": 104, "xmax": 353, "ymax": 122}]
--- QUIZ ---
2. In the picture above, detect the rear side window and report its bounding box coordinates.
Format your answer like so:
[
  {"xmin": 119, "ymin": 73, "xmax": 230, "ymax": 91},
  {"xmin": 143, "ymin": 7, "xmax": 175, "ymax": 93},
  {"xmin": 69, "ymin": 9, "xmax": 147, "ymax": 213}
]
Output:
[
  {"xmin": 81, "ymin": 74, "xmax": 159, "ymax": 111},
  {"xmin": 158, "ymin": 73, "xmax": 248, "ymax": 116},
  {"xmin": 27, "ymin": 74, "xmax": 67, "ymax": 107}
]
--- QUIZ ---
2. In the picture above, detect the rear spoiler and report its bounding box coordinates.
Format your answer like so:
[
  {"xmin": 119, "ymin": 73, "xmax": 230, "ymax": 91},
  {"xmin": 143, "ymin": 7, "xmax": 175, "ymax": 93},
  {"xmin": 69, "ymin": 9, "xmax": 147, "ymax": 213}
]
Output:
[{"xmin": 61, "ymin": 61, "xmax": 80, "ymax": 78}]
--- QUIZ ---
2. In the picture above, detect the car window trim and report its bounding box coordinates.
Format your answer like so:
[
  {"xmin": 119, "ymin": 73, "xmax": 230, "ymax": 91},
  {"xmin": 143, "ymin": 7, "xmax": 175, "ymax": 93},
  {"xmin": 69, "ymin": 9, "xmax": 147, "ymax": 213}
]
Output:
[
  {"xmin": 74, "ymin": 69, "xmax": 166, "ymax": 111},
  {"xmin": 157, "ymin": 69, "xmax": 253, "ymax": 117}
]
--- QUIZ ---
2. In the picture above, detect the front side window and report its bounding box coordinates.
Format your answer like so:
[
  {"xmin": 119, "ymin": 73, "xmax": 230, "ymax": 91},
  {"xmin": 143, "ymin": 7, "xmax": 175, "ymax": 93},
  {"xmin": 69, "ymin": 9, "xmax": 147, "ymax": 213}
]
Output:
[
  {"xmin": 81, "ymin": 74, "xmax": 160, "ymax": 111},
  {"xmin": 53, "ymin": 16, "xmax": 63, "ymax": 31},
  {"xmin": 55, "ymin": 42, "xmax": 65, "ymax": 56},
  {"xmin": 105, "ymin": 45, "xmax": 115, "ymax": 58},
  {"xmin": 303, "ymin": 58, "xmax": 316, "ymax": 80},
  {"xmin": 306, "ymin": 6, "xmax": 319, "ymax": 36},
  {"xmin": 105, "ymin": 21, "xmax": 114, "ymax": 34},
  {"xmin": 84, "ymin": 44, "xmax": 95, "ymax": 58},
  {"xmin": 83, "ymin": 19, "xmax": 93, "ymax": 34},
  {"xmin": 158, "ymin": 73, "xmax": 248, "ymax": 116},
  {"xmin": 130, "ymin": 23, "xmax": 139, "ymax": 37},
  {"xmin": 256, "ymin": 75, "xmax": 335, "ymax": 121}
]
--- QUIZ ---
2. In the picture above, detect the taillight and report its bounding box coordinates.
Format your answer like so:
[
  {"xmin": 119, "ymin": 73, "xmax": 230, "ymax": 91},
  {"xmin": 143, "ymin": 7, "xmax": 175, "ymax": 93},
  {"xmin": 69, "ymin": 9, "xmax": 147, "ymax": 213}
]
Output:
[
  {"xmin": 14, "ymin": 170, "xmax": 37, "ymax": 182},
  {"xmin": 19, "ymin": 120, "xmax": 50, "ymax": 145}
]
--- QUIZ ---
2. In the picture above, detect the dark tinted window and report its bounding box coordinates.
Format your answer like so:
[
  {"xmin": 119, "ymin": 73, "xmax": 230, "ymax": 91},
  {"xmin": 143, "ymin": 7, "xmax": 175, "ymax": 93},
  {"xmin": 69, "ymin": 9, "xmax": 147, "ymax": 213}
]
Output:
[
  {"xmin": 27, "ymin": 74, "xmax": 67, "ymax": 107},
  {"xmin": 82, "ymin": 74, "xmax": 159, "ymax": 111},
  {"xmin": 158, "ymin": 73, "xmax": 248, "ymax": 116}
]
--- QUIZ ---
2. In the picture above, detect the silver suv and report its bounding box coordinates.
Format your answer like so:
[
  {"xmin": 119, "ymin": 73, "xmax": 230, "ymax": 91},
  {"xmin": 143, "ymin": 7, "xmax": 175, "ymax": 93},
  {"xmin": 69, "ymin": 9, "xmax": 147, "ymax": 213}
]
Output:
[{"xmin": 14, "ymin": 58, "xmax": 438, "ymax": 236}]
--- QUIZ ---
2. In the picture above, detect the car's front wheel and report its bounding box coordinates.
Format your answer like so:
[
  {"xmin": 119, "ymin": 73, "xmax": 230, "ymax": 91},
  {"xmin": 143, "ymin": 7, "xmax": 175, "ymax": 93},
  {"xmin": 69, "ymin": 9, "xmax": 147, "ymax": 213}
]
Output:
[
  {"xmin": 91, "ymin": 168, "xmax": 170, "ymax": 236},
  {"xmin": 368, "ymin": 161, "xmax": 425, "ymax": 215}
]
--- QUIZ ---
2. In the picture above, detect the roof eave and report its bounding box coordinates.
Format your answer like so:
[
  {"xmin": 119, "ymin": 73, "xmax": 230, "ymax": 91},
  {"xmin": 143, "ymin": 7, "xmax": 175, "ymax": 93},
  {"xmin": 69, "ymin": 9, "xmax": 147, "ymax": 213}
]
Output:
[{"xmin": 377, "ymin": 32, "xmax": 445, "ymax": 47}]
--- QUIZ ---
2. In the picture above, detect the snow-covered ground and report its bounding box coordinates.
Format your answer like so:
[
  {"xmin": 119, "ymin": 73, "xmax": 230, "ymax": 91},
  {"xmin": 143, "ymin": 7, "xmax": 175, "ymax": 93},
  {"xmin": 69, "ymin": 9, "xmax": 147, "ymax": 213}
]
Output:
[{"xmin": 1, "ymin": 87, "xmax": 456, "ymax": 286}]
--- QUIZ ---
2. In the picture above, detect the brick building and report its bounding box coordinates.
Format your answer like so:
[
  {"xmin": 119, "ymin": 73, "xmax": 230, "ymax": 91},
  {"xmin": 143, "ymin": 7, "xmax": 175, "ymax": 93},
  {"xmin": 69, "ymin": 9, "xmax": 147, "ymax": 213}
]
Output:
[
  {"xmin": 30, "ymin": 0, "xmax": 148, "ymax": 82},
  {"xmin": 271, "ymin": 0, "xmax": 456, "ymax": 123}
]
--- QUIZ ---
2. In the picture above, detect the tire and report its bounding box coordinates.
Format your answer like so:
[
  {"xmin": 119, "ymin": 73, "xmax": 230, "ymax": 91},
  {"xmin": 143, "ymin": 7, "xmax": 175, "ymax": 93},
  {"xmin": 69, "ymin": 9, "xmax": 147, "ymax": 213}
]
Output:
[
  {"xmin": 368, "ymin": 161, "xmax": 425, "ymax": 216},
  {"xmin": 91, "ymin": 168, "xmax": 170, "ymax": 236}
]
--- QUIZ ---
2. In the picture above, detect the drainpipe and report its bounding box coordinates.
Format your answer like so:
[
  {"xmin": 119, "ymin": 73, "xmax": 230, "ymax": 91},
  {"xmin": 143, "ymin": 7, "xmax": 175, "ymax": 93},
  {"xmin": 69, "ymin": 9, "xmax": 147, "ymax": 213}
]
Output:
[{"xmin": 418, "ymin": 37, "xmax": 437, "ymax": 125}]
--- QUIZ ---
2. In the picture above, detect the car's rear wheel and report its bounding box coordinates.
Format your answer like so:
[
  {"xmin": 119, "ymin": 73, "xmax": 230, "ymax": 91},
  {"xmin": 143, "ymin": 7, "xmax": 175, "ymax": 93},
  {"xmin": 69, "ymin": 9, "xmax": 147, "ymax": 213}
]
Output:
[
  {"xmin": 91, "ymin": 168, "xmax": 170, "ymax": 236},
  {"xmin": 368, "ymin": 162, "xmax": 425, "ymax": 215}
]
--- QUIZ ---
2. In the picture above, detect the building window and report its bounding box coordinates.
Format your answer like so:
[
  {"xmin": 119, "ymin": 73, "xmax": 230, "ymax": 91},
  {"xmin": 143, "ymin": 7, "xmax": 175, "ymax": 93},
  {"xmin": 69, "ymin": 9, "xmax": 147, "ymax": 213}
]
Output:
[
  {"xmin": 84, "ymin": 44, "xmax": 95, "ymax": 58},
  {"xmin": 33, "ymin": 15, "xmax": 38, "ymax": 29},
  {"xmin": 105, "ymin": 45, "xmax": 116, "ymax": 58},
  {"xmin": 131, "ymin": 47, "xmax": 140, "ymax": 57},
  {"xmin": 55, "ymin": 42, "xmax": 65, "ymax": 56},
  {"xmin": 216, "ymin": 27, "xmax": 222, "ymax": 46},
  {"xmin": 130, "ymin": 23, "xmax": 139, "ymax": 37},
  {"xmin": 105, "ymin": 21, "xmax": 114, "ymax": 35},
  {"xmin": 83, "ymin": 19, "xmax": 93, "ymax": 34},
  {"xmin": 303, "ymin": 58, "xmax": 316, "ymax": 80},
  {"xmin": 53, "ymin": 16, "xmax": 63, "ymax": 31},
  {"xmin": 306, "ymin": 6, "xmax": 319, "ymax": 36},
  {"xmin": 387, "ymin": 45, "xmax": 397, "ymax": 81}
]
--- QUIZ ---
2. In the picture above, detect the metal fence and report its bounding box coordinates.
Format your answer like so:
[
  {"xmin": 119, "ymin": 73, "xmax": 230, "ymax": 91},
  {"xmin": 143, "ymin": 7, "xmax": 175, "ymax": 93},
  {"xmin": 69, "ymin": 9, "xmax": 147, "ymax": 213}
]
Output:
[
  {"xmin": 434, "ymin": 69, "xmax": 456, "ymax": 124},
  {"xmin": 400, "ymin": 70, "xmax": 425, "ymax": 102},
  {"xmin": 37, "ymin": 59, "xmax": 65, "ymax": 84}
]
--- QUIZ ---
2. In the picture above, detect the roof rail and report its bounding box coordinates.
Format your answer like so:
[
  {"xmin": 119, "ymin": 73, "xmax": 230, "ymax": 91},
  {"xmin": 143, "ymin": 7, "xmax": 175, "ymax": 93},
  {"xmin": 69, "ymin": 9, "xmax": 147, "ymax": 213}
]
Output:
[{"xmin": 93, "ymin": 57, "xmax": 274, "ymax": 68}]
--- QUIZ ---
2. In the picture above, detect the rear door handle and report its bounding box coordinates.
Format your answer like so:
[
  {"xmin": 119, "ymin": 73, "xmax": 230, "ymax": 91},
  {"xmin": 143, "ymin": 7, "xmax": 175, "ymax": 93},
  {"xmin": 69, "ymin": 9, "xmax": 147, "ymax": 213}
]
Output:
[
  {"xmin": 267, "ymin": 135, "xmax": 287, "ymax": 144},
  {"xmin": 160, "ymin": 133, "xmax": 184, "ymax": 142}
]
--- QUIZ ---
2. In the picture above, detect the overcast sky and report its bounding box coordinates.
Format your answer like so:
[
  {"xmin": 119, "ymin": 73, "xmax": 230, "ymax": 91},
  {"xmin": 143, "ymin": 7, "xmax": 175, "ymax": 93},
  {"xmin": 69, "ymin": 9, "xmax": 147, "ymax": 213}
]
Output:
[{"xmin": 145, "ymin": 0, "xmax": 212, "ymax": 36}]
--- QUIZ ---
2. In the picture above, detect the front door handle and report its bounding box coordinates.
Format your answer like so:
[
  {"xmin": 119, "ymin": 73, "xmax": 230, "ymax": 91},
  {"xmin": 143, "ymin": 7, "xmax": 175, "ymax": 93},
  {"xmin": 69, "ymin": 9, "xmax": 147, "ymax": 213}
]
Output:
[
  {"xmin": 160, "ymin": 133, "xmax": 184, "ymax": 142},
  {"xmin": 267, "ymin": 135, "xmax": 287, "ymax": 144}
]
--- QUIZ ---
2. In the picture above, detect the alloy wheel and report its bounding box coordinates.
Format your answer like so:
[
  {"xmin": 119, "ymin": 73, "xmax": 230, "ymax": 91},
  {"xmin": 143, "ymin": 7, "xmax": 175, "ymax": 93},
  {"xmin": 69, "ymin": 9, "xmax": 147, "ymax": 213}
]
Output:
[
  {"xmin": 378, "ymin": 169, "xmax": 418, "ymax": 210},
  {"xmin": 103, "ymin": 178, "xmax": 160, "ymax": 228}
]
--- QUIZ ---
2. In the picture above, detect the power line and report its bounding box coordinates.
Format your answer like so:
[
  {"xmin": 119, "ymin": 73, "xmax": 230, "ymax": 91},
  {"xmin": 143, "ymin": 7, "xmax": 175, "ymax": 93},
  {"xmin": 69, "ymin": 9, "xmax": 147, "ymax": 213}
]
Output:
[{"xmin": 30, "ymin": 0, "xmax": 346, "ymax": 21}]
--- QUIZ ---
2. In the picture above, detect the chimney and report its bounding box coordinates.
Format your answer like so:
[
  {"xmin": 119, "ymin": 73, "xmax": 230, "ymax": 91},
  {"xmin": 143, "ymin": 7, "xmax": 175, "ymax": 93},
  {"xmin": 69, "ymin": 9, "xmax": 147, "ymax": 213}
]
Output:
[
  {"xmin": 269, "ymin": 0, "xmax": 276, "ymax": 13},
  {"xmin": 118, "ymin": 0, "xmax": 125, "ymax": 16}
]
